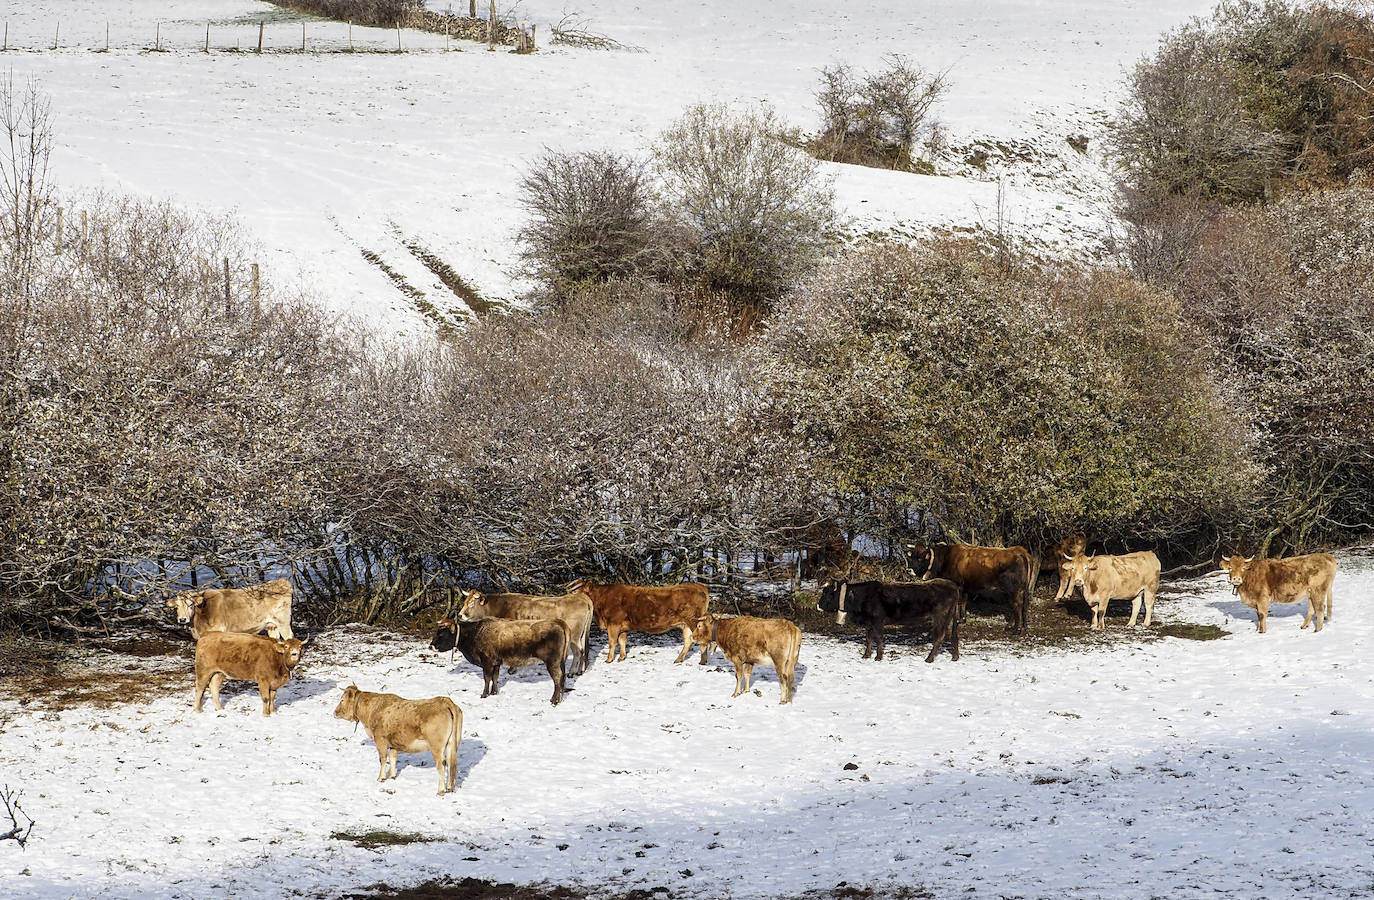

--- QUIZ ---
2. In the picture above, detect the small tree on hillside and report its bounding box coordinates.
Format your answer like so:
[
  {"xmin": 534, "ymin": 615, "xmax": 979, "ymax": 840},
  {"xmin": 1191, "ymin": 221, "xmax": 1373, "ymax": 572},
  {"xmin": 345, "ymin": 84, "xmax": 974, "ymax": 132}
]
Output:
[
  {"xmin": 655, "ymin": 102, "xmax": 838, "ymax": 308},
  {"xmin": 813, "ymin": 55, "xmax": 948, "ymax": 170}
]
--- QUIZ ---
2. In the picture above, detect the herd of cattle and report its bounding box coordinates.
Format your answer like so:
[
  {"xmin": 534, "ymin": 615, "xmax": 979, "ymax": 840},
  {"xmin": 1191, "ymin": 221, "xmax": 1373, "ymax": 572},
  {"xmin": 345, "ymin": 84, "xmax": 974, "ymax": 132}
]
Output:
[{"xmin": 166, "ymin": 540, "xmax": 1341, "ymax": 795}]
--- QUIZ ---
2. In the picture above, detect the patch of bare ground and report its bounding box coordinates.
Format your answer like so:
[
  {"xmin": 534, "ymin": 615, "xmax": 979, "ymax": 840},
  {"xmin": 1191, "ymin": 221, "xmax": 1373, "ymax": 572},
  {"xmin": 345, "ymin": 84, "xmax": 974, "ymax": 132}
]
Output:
[
  {"xmin": 0, "ymin": 635, "xmax": 192, "ymax": 713},
  {"xmin": 343, "ymin": 878, "xmax": 933, "ymax": 900}
]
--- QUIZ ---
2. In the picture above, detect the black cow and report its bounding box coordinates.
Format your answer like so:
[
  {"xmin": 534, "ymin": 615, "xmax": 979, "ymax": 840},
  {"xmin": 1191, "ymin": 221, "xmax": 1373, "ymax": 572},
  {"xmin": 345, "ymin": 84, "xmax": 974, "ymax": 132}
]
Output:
[
  {"xmin": 430, "ymin": 616, "xmax": 570, "ymax": 705},
  {"xmin": 817, "ymin": 579, "xmax": 962, "ymax": 663}
]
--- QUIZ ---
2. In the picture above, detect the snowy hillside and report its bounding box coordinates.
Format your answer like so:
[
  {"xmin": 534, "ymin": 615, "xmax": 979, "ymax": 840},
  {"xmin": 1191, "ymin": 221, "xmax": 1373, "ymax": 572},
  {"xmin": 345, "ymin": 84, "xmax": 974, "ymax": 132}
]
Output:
[
  {"xmin": 2, "ymin": 552, "xmax": 1372, "ymax": 899},
  {"xmin": 0, "ymin": 0, "xmax": 1215, "ymax": 329}
]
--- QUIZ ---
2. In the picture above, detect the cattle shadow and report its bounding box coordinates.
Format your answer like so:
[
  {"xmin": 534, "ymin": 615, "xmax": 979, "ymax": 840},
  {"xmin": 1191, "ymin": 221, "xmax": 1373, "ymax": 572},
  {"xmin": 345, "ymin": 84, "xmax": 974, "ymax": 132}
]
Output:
[
  {"xmin": 353, "ymin": 735, "xmax": 490, "ymax": 783},
  {"xmin": 1208, "ymin": 596, "xmax": 1308, "ymax": 624},
  {"xmin": 206, "ymin": 675, "xmax": 336, "ymax": 710}
]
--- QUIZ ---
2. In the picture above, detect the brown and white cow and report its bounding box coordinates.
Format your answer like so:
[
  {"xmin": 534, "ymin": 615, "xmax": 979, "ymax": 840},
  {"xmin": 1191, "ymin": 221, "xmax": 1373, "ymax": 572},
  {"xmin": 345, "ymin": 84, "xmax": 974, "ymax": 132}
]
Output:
[
  {"xmin": 692, "ymin": 614, "xmax": 802, "ymax": 704},
  {"xmin": 429, "ymin": 616, "xmax": 570, "ymax": 705},
  {"xmin": 457, "ymin": 589, "xmax": 594, "ymax": 675},
  {"xmin": 1064, "ymin": 550, "xmax": 1161, "ymax": 630},
  {"xmin": 168, "ymin": 578, "xmax": 294, "ymax": 641},
  {"xmin": 333, "ymin": 685, "xmax": 463, "ymax": 795},
  {"xmin": 193, "ymin": 632, "xmax": 304, "ymax": 716},
  {"xmin": 1220, "ymin": 553, "xmax": 1337, "ymax": 634},
  {"xmin": 569, "ymin": 579, "xmax": 710, "ymax": 664},
  {"xmin": 920, "ymin": 544, "xmax": 1035, "ymax": 633}
]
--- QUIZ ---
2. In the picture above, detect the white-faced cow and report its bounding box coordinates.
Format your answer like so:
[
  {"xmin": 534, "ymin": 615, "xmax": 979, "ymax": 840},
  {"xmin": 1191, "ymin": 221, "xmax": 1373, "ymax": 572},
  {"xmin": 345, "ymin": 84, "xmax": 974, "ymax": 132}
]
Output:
[
  {"xmin": 1220, "ymin": 553, "xmax": 1337, "ymax": 634},
  {"xmin": 691, "ymin": 614, "xmax": 802, "ymax": 704},
  {"xmin": 333, "ymin": 685, "xmax": 463, "ymax": 795},
  {"xmin": 817, "ymin": 579, "xmax": 962, "ymax": 663},
  {"xmin": 193, "ymin": 632, "xmax": 304, "ymax": 716},
  {"xmin": 569, "ymin": 579, "xmax": 710, "ymax": 664},
  {"xmin": 1064, "ymin": 550, "xmax": 1161, "ymax": 630},
  {"xmin": 168, "ymin": 578, "xmax": 294, "ymax": 641}
]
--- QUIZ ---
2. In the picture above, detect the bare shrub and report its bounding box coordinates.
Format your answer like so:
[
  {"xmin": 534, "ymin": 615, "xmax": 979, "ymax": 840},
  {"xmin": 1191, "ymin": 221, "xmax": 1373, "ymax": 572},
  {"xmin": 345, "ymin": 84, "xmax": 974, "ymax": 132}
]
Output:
[
  {"xmin": 1, "ymin": 786, "xmax": 34, "ymax": 849},
  {"xmin": 516, "ymin": 149, "xmax": 684, "ymax": 297},
  {"xmin": 261, "ymin": 0, "xmax": 428, "ymax": 27},
  {"xmin": 655, "ymin": 103, "xmax": 838, "ymax": 307},
  {"xmin": 0, "ymin": 73, "xmax": 55, "ymax": 300},
  {"xmin": 812, "ymin": 55, "xmax": 948, "ymax": 170}
]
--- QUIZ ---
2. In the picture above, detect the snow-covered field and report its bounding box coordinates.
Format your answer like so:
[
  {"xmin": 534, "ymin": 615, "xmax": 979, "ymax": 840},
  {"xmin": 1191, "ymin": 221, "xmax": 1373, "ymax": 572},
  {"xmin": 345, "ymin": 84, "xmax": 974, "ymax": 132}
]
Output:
[
  {"xmin": 0, "ymin": 0, "xmax": 1215, "ymax": 329},
  {"xmin": 2, "ymin": 552, "xmax": 1373, "ymax": 899}
]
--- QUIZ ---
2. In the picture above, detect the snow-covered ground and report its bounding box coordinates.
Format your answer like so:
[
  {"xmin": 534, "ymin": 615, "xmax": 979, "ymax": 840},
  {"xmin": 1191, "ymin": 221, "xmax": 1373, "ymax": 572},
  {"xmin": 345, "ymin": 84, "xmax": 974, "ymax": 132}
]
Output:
[
  {"xmin": 0, "ymin": 0, "xmax": 1215, "ymax": 329},
  {"xmin": 2, "ymin": 551, "xmax": 1372, "ymax": 899}
]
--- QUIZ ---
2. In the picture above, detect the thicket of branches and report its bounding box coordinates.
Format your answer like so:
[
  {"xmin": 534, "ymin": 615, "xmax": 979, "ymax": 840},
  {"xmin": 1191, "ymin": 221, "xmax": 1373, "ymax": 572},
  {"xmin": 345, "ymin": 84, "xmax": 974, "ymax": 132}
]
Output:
[{"xmin": 811, "ymin": 56, "xmax": 948, "ymax": 171}]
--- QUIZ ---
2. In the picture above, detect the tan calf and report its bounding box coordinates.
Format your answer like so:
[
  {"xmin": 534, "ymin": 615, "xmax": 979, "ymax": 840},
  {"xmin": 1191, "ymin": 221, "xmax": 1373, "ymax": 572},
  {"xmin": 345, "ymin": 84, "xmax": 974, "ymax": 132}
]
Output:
[
  {"xmin": 194, "ymin": 632, "xmax": 304, "ymax": 716},
  {"xmin": 333, "ymin": 685, "xmax": 463, "ymax": 795},
  {"xmin": 692, "ymin": 614, "xmax": 802, "ymax": 704},
  {"xmin": 1065, "ymin": 551, "xmax": 1161, "ymax": 630},
  {"xmin": 1220, "ymin": 553, "xmax": 1337, "ymax": 634}
]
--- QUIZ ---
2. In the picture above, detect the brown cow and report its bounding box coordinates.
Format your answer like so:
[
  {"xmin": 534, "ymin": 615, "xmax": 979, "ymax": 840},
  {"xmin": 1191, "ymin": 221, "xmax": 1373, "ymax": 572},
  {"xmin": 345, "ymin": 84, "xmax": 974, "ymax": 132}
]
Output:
[
  {"xmin": 1220, "ymin": 553, "xmax": 1337, "ymax": 634},
  {"xmin": 457, "ymin": 589, "xmax": 594, "ymax": 675},
  {"xmin": 569, "ymin": 579, "xmax": 710, "ymax": 664},
  {"xmin": 921, "ymin": 544, "xmax": 1035, "ymax": 632},
  {"xmin": 193, "ymin": 632, "xmax": 304, "ymax": 716},
  {"xmin": 168, "ymin": 578, "xmax": 294, "ymax": 641},
  {"xmin": 429, "ymin": 617, "xmax": 569, "ymax": 705},
  {"xmin": 692, "ymin": 614, "xmax": 802, "ymax": 704},
  {"xmin": 1064, "ymin": 550, "xmax": 1161, "ymax": 630},
  {"xmin": 333, "ymin": 685, "xmax": 463, "ymax": 795}
]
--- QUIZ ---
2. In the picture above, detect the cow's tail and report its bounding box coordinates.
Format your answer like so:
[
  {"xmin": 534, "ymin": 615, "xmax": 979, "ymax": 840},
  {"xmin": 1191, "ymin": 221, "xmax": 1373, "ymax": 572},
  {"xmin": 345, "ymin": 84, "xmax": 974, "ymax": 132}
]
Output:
[
  {"xmin": 1021, "ymin": 547, "xmax": 1037, "ymax": 632},
  {"xmin": 446, "ymin": 701, "xmax": 463, "ymax": 789}
]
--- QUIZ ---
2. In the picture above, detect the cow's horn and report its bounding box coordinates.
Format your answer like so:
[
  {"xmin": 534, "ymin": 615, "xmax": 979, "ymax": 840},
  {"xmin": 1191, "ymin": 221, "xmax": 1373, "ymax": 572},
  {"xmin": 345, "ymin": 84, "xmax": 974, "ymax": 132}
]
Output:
[{"xmin": 1244, "ymin": 554, "xmax": 1254, "ymax": 562}]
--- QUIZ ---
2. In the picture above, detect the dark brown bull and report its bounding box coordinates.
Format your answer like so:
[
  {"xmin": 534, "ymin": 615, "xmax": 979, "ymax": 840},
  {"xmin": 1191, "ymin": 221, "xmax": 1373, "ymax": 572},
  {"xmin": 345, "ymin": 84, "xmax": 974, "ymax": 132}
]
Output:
[
  {"xmin": 921, "ymin": 544, "xmax": 1035, "ymax": 633},
  {"xmin": 430, "ymin": 616, "xmax": 569, "ymax": 705},
  {"xmin": 817, "ymin": 578, "xmax": 963, "ymax": 662}
]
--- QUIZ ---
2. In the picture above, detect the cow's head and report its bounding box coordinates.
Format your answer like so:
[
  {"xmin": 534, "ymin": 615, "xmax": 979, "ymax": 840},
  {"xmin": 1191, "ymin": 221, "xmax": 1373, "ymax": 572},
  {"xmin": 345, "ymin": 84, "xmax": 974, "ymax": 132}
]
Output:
[
  {"xmin": 456, "ymin": 589, "xmax": 487, "ymax": 622},
  {"xmin": 1220, "ymin": 555, "xmax": 1254, "ymax": 592},
  {"xmin": 430, "ymin": 617, "xmax": 458, "ymax": 654},
  {"xmin": 567, "ymin": 578, "xmax": 591, "ymax": 594},
  {"xmin": 167, "ymin": 590, "xmax": 204, "ymax": 624},
  {"xmin": 903, "ymin": 543, "xmax": 930, "ymax": 578},
  {"xmin": 333, "ymin": 684, "xmax": 361, "ymax": 722},
  {"xmin": 276, "ymin": 638, "xmax": 305, "ymax": 668},
  {"xmin": 1063, "ymin": 552, "xmax": 1094, "ymax": 588},
  {"xmin": 690, "ymin": 614, "xmax": 717, "ymax": 646},
  {"xmin": 816, "ymin": 580, "xmax": 844, "ymax": 613}
]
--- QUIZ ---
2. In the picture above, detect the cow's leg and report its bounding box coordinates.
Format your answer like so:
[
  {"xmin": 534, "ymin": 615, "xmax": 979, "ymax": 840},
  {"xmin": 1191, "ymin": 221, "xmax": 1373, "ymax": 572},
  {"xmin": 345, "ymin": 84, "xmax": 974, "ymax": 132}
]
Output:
[
  {"xmin": 617, "ymin": 630, "xmax": 629, "ymax": 662},
  {"xmin": 1310, "ymin": 594, "xmax": 1325, "ymax": 633},
  {"xmin": 862, "ymin": 628, "xmax": 874, "ymax": 659},
  {"xmin": 731, "ymin": 660, "xmax": 746, "ymax": 697},
  {"xmin": 1128, "ymin": 590, "xmax": 1143, "ymax": 628},
  {"xmin": 1256, "ymin": 602, "xmax": 1268, "ymax": 634},
  {"xmin": 926, "ymin": 612, "xmax": 950, "ymax": 664},
  {"xmin": 949, "ymin": 613, "xmax": 960, "ymax": 662},
  {"xmin": 193, "ymin": 674, "xmax": 209, "ymax": 712},
  {"xmin": 672, "ymin": 624, "xmax": 693, "ymax": 664},
  {"xmin": 743, "ymin": 663, "xmax": 755, "ymax": 692},
  {"xmin": 875, "ymin": 628, "xmax": 885, "ymax": 662},
  {"xmin": 1143, "ymin": 588, "xmax": 1155, "ymax": 628},
  {"xmin": 210, "ymin": 672, "xmax": 226, "ymax": 710},
  {"xmin": 546, "ymin": 656, "xmax": 563, "ymax": 705},
  {"xmin": 697, "ymin": 625, "xmax": 710, "ymax": 665},
  {"xmin": 604, "ymin": 626, "xmax": 619, "ymax": 663},
  {"xmin": 388, "ymin": 748, "xmax": 399, "ymax": 781},
  {"xmin": 259, "ymin": 682, "xmax": 273, "ymax": 717}
]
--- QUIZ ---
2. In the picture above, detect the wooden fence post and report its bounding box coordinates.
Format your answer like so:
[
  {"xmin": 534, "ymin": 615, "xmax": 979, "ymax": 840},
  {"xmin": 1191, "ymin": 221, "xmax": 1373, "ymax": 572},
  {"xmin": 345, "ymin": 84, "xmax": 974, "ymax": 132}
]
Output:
[
  {"xmin": 53, "ymin": 22, "xmax": 59, "ymax": 51},
  {"xmin": 301, "ymin": 22, "xmax": 306, "ymax": 52},
  {"xmin": 105, "ymin": 22, "xmax": 110, "ymax": 52},
  {"xmin": 155, "ymin": 21, "xmax": 161, "ymax": 51},
  {"xmin": 348, "ymin": 21, "xmax": 353, "ymax": 51},
  {"xmin": 487, "ymin": 0, "xmax": 495, "ymax": 50},
  {"xmin": 257, "ymin": 21, "xmax": 264, "ymax": 53},
  {"xmin": 3, "ymin": 23, "xmax": 7, "ymax": 52},
  {"xmin": 470, "ymin": 0, "xmax": 476, "ymax": 17},
  {"xmin": 205, "ymin": 23, "xmax": 210, "ymax": 52},
  {"xmin": 397, "ymin": 22, "xmax": 402, "ymax": 52}
]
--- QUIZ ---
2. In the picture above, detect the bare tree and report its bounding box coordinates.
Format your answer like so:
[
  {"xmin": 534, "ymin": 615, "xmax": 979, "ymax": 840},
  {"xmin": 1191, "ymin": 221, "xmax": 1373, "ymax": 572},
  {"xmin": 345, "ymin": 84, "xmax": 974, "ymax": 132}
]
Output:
[{"xmin": 0, "ymin": 73, "xmax": 55, "ymax": 301}]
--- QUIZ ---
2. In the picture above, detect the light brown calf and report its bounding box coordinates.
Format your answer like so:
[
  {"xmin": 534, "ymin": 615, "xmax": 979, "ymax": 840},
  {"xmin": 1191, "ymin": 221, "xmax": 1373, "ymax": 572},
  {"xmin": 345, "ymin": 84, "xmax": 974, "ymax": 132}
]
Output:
[
  {"xmin": 168, "ymin": 578, "xmax": 294, "ymax": 640},
  {"xmin": 1220, "ymin": 553, "xmax": 1337, "ymax": 634},
  {"xmin": 333, "ymin": 685, "xmax": 463, "ymax": 795},
  {"xmin": 692, "ymin": 614, "xmax": 802, "ymax": 704},
  {"xmin": 193, "ymin": 632, "xmax": 304, "ymax": 716},
  {"xmin": 1064, "ymin": 551, "xmax": 1161, "ymax": 630}
]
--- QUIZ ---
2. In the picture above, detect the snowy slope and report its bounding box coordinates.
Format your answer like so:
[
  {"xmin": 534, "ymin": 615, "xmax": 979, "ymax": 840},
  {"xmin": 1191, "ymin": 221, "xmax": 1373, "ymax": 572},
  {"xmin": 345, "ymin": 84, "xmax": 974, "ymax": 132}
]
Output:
[
  {"xmin": 2, "ymin": 550, "xmax": 1372, "ymax": 899},
  {"xmin": 0, "ymin": 0, "xmax": 1214, "ymax": 329}
]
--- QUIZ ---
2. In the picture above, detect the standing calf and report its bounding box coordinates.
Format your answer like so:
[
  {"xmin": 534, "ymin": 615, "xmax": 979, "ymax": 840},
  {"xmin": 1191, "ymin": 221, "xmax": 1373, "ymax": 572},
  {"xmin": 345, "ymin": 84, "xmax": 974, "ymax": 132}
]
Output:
[
  {"xmin": 692, "ymin": 614, "xmax": 802, "ymax": 704},
  {"xmin": 193, "ymin": 633, "xmax": 304, "ymax": 716},
  {"xmin": 333, "ymin": 685, "xmax": 463, "ymax": 795},
  {"xmin": 1220, "ymin": 553, "xmax": 1337, "ymax": 634},
  {"xmin": 430, "ymin": 617, "xmax": 569, "ymax": 705}
]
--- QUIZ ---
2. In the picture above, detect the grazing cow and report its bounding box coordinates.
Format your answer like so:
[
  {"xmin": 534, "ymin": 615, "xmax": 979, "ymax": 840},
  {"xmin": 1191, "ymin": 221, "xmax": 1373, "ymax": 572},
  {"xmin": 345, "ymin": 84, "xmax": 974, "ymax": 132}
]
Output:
[
  {"xmin": 692, "ymin": 614, "xmax": 803, "ymax": 704},
  {"xmin": 457, "ymin": 588, "xmax": 595, "ymax": 676},
  {"xmin": 569, "ymin": 580, "xmax": 710, "ymax": 664},
  {"xmin": 1220, "ymin": 553, "xmax": 1338, "ymax": 634},
  {"xmin": 167, "ymin": 578, "xmax": 294, "ymax": 641},
  {"xmin": 193, "ymin": 632, "xmax": 304, "ymax": 716},
  {"xmin": 333, "ymin": 685, "xmax": 463, "ymax": 795},
  {"xmin": 921, "ymin": 544, "xmax": 1035, "ymax": 633},
  {"xmin": 817, "ymin": 579, "xmax": 962, "ymax": 663},
  {"xmin": 1042, "ymin": 533, "xmax": 1087, "ymax": 601},
  {"xmin": 1064, "ymin": 550, "xmax": 1161, "ymax": 630},
  {"xmin": 429, "ymin": 617, "xmax": 569, "ymax": 705}
]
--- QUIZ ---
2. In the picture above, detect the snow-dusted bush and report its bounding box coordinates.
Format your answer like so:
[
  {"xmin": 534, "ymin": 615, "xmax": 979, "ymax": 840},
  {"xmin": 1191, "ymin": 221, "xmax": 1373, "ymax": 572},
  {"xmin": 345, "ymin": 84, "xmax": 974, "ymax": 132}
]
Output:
[
  {"xmin": 757, "ymin": 240, "xmax": 1257, "ymax": 554},
  {"xmin": 262, "ymin": 0, "xmax": 427, "ymax": 28},
  {"xmin": 1174, "ymin": 182, "xmax": 1374, "ymax": 552},
  {"xmin": 515, "ymin": 150, "xmax": 685, "ymax": 298},
  {"xmin": 655, "ymin": 103, "xmax": 838, "ymax": 308},
  {"xmin": 812, "ymin": 56, "xmax": 947, "ymax": 171}
]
